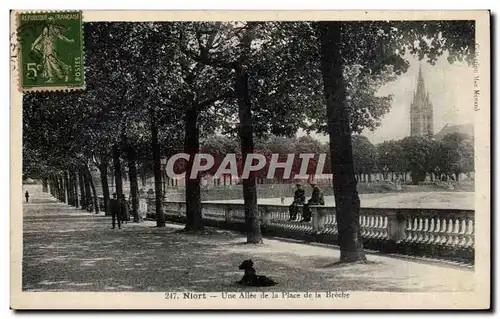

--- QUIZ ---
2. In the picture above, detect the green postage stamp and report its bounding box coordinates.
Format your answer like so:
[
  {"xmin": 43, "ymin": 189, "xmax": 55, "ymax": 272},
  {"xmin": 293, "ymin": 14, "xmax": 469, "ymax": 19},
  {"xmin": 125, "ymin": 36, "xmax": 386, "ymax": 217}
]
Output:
[{"xmin": 16, "ymin": 11, "xmax": 84, "ymax": 91}]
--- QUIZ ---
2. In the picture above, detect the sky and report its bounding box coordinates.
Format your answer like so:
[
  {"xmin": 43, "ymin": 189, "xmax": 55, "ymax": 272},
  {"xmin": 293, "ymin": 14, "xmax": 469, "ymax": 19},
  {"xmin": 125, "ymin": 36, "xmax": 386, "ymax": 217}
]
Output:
[{"xmin": 302, "ymin": 53, "xmax": 475, "ymax": 145}]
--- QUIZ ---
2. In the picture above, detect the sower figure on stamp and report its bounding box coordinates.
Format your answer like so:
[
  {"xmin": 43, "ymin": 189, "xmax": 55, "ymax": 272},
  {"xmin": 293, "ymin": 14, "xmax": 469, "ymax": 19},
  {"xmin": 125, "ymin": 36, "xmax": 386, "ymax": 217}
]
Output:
[
  {"xmin": 301, "ymin": 181, "xmax": 325, "ymax": 222},
  {"xmin": 109, "ymin": 193, "xmax": 121, "ymax": 229},
  {"xmin": 30, "ymin": 17, "xmax": 75, "ymax": 83},
  {"xmin": 25, "ymin": 191, "xmax": 30, "ymax": 203},
  {"xmin": 288, "ymin": 183, "xmax": 305, "ymax": 221}
]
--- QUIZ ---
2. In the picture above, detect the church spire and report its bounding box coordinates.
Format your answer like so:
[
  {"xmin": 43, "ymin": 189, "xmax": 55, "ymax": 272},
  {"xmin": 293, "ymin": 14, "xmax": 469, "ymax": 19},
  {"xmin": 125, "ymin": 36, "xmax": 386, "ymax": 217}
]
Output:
[
  {"xmin": 415, "ymin": 64, "xmax": 426, "ymax": 99},
  {"xmin": 410, "ymin": 64, "xmax": 434, "ymax": 137}
]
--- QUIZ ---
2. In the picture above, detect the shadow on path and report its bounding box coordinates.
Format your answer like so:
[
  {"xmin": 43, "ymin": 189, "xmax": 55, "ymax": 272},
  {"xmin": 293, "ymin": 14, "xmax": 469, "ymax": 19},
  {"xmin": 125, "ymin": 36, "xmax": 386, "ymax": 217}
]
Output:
[{"xmin": 21, "ymin": 185, "xmax": 475, "ymax": 292}]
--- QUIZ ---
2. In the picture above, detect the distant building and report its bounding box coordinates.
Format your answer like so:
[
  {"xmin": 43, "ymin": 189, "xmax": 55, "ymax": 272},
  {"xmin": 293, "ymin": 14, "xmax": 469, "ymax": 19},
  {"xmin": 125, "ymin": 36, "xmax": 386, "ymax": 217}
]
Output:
[
  {"xmin": 434, "ymin": 123, "xmax": 474, "ymax": 141},
  {"xmin": 410, "ymin": 65, "xmax": 434, "ymax": 137}
]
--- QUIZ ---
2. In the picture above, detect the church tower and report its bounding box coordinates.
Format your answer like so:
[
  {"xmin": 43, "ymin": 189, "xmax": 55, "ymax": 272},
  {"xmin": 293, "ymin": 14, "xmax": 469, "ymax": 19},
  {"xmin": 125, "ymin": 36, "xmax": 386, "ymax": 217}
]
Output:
[{"xmin": 410, "ymin": 65, "xmax": 434, "ymax": 137}]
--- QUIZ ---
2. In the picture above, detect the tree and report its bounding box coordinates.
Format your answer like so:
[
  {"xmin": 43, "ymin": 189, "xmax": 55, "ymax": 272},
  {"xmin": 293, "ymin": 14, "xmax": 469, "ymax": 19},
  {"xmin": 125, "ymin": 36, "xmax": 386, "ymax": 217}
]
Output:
[
  {"xmin": 85, "ymin": 22, "xmax": 186, "ymax": 227},
  {"xmin": 188, "ymin": 22, "xmax": 337, "ymax": 242},
  {"xmin": 440, "ymin": 132, "xmax": 474, "ymax": 180},
  {"xmin": 352, "ymin": 135, "xmax": 377, "ymax": 182},
  {"xmin": 318, "ymin": 22, "xmax": 365, "ymax": 262},
  {"xmin": 376, "ymin": 140, "xmax": 406, "ymax": 180},
  {"xmin": 316, "ymin": 20, "xmax": 475, "ymax": 262},
  {"xmin": 175, "ymin": 23, "xmax": 235, "ymax": 232},
  {"xmin": 400, "ymin": 136, "xmax": 434, "ymax": 184}
]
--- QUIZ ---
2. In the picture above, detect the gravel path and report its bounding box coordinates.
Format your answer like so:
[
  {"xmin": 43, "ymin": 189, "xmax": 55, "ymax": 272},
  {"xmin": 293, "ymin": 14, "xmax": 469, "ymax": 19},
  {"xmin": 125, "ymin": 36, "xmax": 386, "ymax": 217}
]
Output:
[{"xmin": 22, "ymin": 186, "xmax": 475, "ymax": 293}]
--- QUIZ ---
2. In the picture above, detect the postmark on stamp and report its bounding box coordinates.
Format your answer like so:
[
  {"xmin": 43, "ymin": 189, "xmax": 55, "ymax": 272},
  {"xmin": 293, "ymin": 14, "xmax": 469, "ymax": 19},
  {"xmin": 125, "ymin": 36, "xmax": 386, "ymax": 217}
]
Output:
[{"xmin": 16, "ymin": 11, "xmax": 85, "ymax": 91}]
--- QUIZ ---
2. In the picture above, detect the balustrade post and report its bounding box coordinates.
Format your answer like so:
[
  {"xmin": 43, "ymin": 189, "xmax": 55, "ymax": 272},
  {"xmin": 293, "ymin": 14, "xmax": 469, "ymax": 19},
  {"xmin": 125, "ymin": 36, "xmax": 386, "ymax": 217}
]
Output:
[
  {"xmin": 260, "ymin": 206, "xmax": 271, "ymax": 226},
  {"xmin": 318, "ymin": 207, "xmax": 327, "ymax": 232},
  {"xmin": 225, "ymin": 207, "xmax": 232, "ymax": 224},
  {"xmin": 146, "ymin": 198, "xmax": 152, "ymax": 216},
  {"xmin": 311, "ymin": 206, "xmax": 327, "ymax": 233},
  {"xmin": 311, "ymin": 206, "xmax": 319, "ymax": 232},
  {"xmin": 138, "ymin": 198, "xmax": 146, "ymax": 220},
  {"xmin": 387, "ymin": 210, "xmax": 406, "ymax": 243}
]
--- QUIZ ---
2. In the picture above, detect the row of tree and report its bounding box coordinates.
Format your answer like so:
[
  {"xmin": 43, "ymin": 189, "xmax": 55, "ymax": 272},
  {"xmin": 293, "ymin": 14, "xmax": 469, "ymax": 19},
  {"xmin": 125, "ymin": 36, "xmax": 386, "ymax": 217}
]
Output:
[
  {"xmin": 23, "ymin": 21, "xmax": 475, "ymax": 262},
  {"xmin": 198, "ymin": 132, "xmax": 474, "ymax": 184}
]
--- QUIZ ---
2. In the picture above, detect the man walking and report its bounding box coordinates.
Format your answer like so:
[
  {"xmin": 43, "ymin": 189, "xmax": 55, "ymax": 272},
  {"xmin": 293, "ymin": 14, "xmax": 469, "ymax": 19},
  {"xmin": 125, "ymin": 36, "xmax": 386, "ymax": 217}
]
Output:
[
  {"xmin": 301, "ymin": 181, "xmax": 325, "ymax": 222},
  {"xmin": 288, "ymin": 183, "xmax": 305, "ymax": 221},
  {"xmin": 25, "ymin": 191, "xmax": 30, "ymax": 203},
  {"xmin": 109, "ymin": 193, "xmax": 121, "ymax": 229}
]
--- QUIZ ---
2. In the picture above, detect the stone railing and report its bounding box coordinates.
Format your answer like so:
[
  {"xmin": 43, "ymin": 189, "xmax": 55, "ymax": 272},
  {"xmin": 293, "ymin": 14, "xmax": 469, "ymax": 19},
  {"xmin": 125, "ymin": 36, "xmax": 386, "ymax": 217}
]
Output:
[{"xmin": 145, "ymin": 200, "xmax": 474, "ymax": 264}]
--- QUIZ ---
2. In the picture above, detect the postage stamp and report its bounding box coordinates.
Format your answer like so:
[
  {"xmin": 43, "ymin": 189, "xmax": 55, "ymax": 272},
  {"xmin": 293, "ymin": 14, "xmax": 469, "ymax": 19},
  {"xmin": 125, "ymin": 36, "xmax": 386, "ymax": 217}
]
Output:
[
  {"xmin": 9, "ymin": 10, "xmax": 490, "ymax": 311},
  {"xmin": 15, "ymin": 11, "xmax": 84, "ymax": 91}
]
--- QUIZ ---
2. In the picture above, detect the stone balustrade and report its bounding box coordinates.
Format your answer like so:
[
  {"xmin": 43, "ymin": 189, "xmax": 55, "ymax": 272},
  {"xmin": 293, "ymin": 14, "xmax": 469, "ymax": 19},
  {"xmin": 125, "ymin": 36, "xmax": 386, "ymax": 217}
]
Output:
[{"xmin": 143, "ymin": 199, "xmax": 474, "ymax": 264}]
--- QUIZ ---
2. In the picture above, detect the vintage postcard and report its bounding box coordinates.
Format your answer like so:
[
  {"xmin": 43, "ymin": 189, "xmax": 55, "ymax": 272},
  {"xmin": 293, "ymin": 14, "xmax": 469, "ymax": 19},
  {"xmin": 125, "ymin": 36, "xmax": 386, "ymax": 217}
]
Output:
[{"xmin": 10, "ymin": 10, "xmax": 490, "ymax": 310}]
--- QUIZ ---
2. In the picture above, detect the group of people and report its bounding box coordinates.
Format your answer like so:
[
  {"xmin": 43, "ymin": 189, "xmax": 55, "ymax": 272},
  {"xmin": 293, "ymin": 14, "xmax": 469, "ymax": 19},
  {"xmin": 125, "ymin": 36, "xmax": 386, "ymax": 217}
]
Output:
[
  {"xmin": 109, "ymin": 193, "xmax": 131, "ymax": 229},
  {"xmin": 288, "ymin": 182, "xmax": 325, "ymax": 222}
]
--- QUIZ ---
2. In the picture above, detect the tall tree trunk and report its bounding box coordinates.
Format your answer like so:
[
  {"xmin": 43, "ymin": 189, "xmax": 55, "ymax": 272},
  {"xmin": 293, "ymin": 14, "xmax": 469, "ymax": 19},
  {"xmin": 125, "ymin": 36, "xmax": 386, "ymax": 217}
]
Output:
[
  {"xmin": 83, "ymin": 168, "xmax": 92, "ymax": 211},
  {"xmin": 50, "ymin": 175, "xmax": 55, "ymax": 197},
  {"xmin": 151, "ymin": 118, "xmax": 165, "ymax": 227},
  {"xmin": 59, "ymin": 176, "xmax": 66, "ymax": 203},
  {"xmin": 54, "ymin": 175, "xmax": 58, "ymax": 198},
  {"xmin": 112, "ymin": 144, "xmax": 124, "ymax": 203},
  {"xmin": 64, "ymin": 171, "xmax": 72, "ymax": 205},
  {"xmin": 78, "ymin": 169, "xmax": 87, "ymax": 210},
  {"xmin": 318, "ymin": 21, "xmax": 366, "ymax": 262},
  {"xmin": 67, "ymin": 171, "xmax": 73, "ymax": 206},
  {"xmin": 73, "ymin": 171, "xmax": 79, "ymax": 208},
  {"xmin": 51, "ymin": 175, "xmax": 56, "ymax": 198},
  {"xmin": 53, "ymin": 176, "xmax": 57, "ymax": 198},
  {"xmin": 53, "ymin": 176, "xmax": 59, "ymax": 200},
  {"xmin": 98, "ymin": 162, "xmax": 110, "ymax": 216},
  {"xmin": 49, "ymin": 175, "xmax": 54, "ymax": 196},
  {"xmin": 67, "ymin": 174, "xmax": 72, "ymax": 204},
  {"xmin": 86, "ymin": 166, "xmax": 99, "ymax": 213},
  {"xmin": 140, "ymin": 162, "xmax": 147, "ymax": 187},
  {"xmin": 66, "ymin": 171, "xmax": 73, "ymax": 205},
  {"xmin": 127, "ymin": 144, "xmax": 140, "ymax": 222},
  {"xmin": 235, "ymin": 62, "xmax": 262, "ymax": 244},
  {"xmin": 42, "ymin": 178, "xmax": 48, "ymax": 192},
  {"xmin": 184, "ymin": 107, "xmax": 204, "ymax": 231},
  {"xmin": 162, "ymin": 168, "xmax": 166, "ymax": 199}
]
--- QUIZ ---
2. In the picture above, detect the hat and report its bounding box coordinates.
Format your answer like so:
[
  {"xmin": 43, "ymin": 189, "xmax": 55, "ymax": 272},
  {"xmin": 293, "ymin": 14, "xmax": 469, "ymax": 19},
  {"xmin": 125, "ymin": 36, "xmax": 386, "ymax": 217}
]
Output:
[
  {"xmin": 112, "ymin": 192, "xmax": 117, "ymax": 196},
  {"xmin": 309, "ymin": 181, "xmax": 317, "ymax": 186},
  {"xmin": 296, "ymin": 183, "xmax": 302, "ymax": 186}
]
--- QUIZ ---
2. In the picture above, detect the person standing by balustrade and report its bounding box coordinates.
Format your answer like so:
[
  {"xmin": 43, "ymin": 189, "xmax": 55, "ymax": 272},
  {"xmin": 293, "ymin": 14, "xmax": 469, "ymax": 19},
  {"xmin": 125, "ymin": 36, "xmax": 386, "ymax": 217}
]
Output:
[
  {"xmin": 288, "ymin": 183, "xmax": 305, "ymax": 221},
  {"xmin": 301, "ymin": 181, "xmax": 325, "ymax": 222}
]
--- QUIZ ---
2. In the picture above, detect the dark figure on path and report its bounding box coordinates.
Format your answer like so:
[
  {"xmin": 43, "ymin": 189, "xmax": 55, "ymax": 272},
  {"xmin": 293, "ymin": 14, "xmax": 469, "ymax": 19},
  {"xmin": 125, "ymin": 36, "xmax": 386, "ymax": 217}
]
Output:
[
  {"xmin": 288, "ymin": 183, "xmax": 305, "ymax": 221},
  {"xmin": 120, "ymin": 194, "xmax": 130, "ymax": 223},
  {"xmin": 237, "ymin": 259, "xmax": 277, "ymax": 287},
  {"xmin": 25, "ymin": 191, "xmax": 30, "ymax": 203},
  {"xmin": 109, "ymin": 193, "xmax": 121, "ymax": 229},
  {"xmin": 301, "ymin": 181, "xmax": 325, "ymax": 222}
]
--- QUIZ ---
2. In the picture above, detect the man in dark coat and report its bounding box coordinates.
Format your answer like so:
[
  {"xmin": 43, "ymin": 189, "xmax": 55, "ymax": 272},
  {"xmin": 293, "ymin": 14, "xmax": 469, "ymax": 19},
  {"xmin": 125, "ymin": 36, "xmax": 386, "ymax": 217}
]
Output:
[
  {"xmin": 109, "ymin": 193, "xmax": 121, "ymax": 229},
  {"xmin": 288, "ymin": 183, "xmax": 305, "ymax": 221},
  {"xmin": 301, "ymin": 181, "xmax": 325, "ymax": 222},
  {"xmin": 120, "ymin": 194, "xmax": 130, "ymax": 223},
  {"xmin": 25, "ymin": 191, "xmax": 30, "ymax": 203}
]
